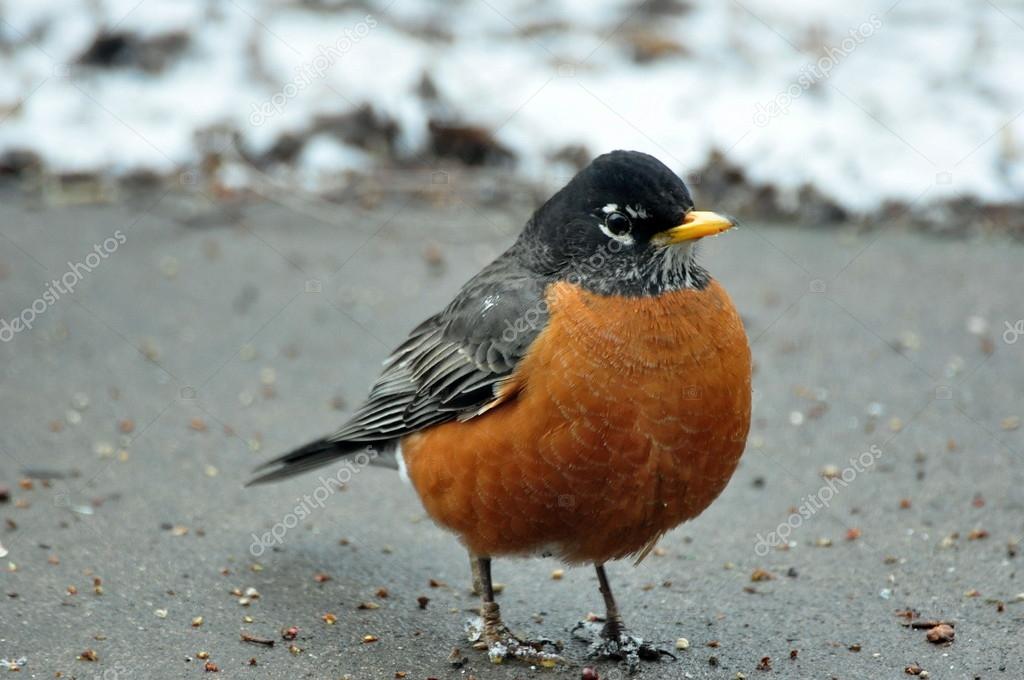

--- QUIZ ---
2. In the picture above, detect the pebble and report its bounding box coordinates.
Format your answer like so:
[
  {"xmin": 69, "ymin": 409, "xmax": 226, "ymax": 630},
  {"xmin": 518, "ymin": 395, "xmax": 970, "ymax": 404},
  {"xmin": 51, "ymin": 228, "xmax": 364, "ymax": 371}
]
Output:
[
  {"xmin": 925, "ymin": 624, "xmax": 954, "ymax": 644},
  {"xmin": 154, "ymin": 609, "xmax": 168, "ymax": 618},
  {"xmin": 676, "ymin": 637, "xmax": 690, "ymax": 650},
  {"xmin": 550, "ymin": 569, "xmax": 564, "ymax": 580},
  {"xmin": 1001, "ymin": 416, "xmax": 1020, "ymax": 431},
  {"xmin": 898, "ymin": 331, "xmax": 920, "ymax": 350},
  {"xmin": 423, "ymin": 242, "xmax": 445, "ymax": 269},
  {"xmin": 71, "ymin": 392, "xmax": 90, "ymax": 410},
  {"xmin": 789, "ymin": 411, "xmax": 804, "ymax": 426},
  {"xmin": 239, "ymin": 344, "xmax": 257, "ymax": 361},
  {"xmin": 966, "ymin": 316, "xmax": 988, "ymax": 335},
  {"xmin": 260, "ymin": 367, "xmax": 276, "ymax": 385},
  {"xmin": 140, "ymin": 338, "xmax": 160, "ymax": 361}
]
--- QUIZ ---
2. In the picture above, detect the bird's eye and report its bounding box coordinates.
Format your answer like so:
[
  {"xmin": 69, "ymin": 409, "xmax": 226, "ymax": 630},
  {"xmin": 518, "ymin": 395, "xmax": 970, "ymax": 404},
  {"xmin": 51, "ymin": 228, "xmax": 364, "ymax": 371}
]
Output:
[{"xmin": 605, "ymin": 211, "xmax": 631, "ymax": 235}]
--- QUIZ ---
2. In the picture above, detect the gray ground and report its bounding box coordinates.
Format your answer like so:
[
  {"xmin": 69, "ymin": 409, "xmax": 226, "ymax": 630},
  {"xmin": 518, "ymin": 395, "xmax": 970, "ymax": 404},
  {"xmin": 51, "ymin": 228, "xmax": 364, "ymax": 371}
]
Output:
[{"xmin": 0, "ymin": 185, "xmax": 1022, "ymax": 680}]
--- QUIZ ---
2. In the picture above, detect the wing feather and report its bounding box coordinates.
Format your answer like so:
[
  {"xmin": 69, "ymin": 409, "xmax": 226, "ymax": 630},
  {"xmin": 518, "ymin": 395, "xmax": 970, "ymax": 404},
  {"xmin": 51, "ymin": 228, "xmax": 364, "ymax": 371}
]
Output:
[
  {"xmin": 250, "ymin": 246, "xmax": 552, "ymax": 484},
  {"xmin": 326, "ymin": 252, "xmax": 550, "ymax": 445}
]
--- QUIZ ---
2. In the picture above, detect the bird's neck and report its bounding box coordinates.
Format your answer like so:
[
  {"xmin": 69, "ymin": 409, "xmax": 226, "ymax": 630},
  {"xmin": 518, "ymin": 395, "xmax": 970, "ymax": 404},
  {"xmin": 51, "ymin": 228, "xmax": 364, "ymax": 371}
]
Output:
[{"xmin": 555, "ymin": 245, "xmax": 711, "ymax": 297}]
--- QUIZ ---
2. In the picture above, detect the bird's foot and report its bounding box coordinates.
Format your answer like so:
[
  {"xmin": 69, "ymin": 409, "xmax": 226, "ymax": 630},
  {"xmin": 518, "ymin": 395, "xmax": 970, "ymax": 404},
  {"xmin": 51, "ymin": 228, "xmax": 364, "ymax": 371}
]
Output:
[
  {"xmin": 466, "ymin": 615, "xmax": 563, "ymax": 667},
  {"xmin": 572, "ymin": 617, "xmax": 673, "ymax": 674}
]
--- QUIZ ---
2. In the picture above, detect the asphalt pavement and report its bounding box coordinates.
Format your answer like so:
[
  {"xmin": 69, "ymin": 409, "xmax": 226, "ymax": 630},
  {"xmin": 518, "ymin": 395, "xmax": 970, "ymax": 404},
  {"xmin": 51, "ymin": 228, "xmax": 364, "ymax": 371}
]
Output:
[{"xmin": 0, "ymin": 185, "xmax": 1022, "ymax": 679}]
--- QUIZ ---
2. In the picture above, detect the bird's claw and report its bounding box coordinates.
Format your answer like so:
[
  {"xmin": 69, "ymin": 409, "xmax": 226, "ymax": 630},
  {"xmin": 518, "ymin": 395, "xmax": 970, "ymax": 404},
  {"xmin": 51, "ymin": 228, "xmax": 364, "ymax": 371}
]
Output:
[
  {"xmin": 466, "ymin": 616, "xmax": 563, "ymax": 667},
  {"xmin": 572, "ymin": 619, "xmax": 673, "ymax": 674}
]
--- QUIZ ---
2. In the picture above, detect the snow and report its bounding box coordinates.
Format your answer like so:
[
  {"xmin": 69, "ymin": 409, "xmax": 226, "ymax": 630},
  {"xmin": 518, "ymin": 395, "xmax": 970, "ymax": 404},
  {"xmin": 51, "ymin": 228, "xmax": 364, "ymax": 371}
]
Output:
[{"xmin": 0, "ymin": 0, "xmax": 1022, "ymax": 214}]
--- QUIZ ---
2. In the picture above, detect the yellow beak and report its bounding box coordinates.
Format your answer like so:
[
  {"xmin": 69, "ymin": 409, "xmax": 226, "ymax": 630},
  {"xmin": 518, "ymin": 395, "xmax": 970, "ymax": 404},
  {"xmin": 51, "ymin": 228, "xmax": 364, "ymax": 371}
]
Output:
[{"xmin": 653, "ymin": 211, "xmax": 735, "ymax": 245}]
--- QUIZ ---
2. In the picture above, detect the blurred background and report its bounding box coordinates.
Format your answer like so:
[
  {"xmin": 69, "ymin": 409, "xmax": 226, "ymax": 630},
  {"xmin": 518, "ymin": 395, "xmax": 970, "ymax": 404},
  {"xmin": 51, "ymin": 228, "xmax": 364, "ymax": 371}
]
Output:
[
  {"xmin": 2, "ymin": 0, "xmax": 1023, "ymax": 228},
  {"xmin": 1, "ymin": 1, "xmax": 1022, "ymax": 678}
]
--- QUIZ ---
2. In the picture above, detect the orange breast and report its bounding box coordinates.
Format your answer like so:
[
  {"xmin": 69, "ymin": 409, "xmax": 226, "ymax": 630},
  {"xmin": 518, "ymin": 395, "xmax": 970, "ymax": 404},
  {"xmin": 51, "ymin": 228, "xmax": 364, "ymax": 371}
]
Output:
[{"xmin": 402, "ymin": 279, "xmax": 751, "ymax": 564}]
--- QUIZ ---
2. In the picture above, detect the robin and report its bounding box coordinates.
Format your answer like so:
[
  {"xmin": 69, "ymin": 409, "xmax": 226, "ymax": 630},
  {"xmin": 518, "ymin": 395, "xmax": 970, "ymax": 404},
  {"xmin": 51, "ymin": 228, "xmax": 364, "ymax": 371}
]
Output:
[{"xmin": 250, "ymin": 150, "xmax": 751, "ymax": 672}]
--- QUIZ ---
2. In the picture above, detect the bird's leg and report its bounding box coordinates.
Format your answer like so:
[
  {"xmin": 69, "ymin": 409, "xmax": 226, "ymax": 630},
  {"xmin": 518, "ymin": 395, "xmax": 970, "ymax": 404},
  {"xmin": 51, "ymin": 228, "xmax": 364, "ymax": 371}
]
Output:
[
  {"xmin": 573, "ymin": 563, "xmax": 672, "ymax": 673},
  {"xmin": 477, "ymin": 556, "xmax": 504, "ymax": 642},
  {"xmin": 463, "ymin": 555, "xmax": 562, "ymax": 666},
  {"xmin": 469, "ymin": 552, "xmax": 483, "ymax": 596},
  {"xmin": 596, "ymin": 561, "xmax": 626, "ymax": 639}
]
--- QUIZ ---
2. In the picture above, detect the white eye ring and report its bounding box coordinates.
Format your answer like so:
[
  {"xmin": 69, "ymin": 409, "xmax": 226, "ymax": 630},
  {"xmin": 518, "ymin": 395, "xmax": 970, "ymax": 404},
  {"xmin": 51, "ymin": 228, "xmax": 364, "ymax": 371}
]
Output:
[{"xmin": 599, "ymin": 211, "xmax": 634, "ymax": 245}]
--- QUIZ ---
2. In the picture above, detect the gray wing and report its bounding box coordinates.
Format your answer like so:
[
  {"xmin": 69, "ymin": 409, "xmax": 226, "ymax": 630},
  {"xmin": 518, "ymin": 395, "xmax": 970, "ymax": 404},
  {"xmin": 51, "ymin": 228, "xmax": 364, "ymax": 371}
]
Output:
[
  {"xmin": 248, "ymin": 249, "xmax": 552, "ymax": 484},
  {"xmin": 327, "ymin": 253, "xmax": 550, "ymax": 443}
]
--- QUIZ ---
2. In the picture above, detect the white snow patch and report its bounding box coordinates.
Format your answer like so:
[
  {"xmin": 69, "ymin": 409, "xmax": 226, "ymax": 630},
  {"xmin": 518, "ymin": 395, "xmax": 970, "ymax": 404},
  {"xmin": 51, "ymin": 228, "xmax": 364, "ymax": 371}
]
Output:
[{"xmin": 0, "ymin": 0, "xmax": 1021, "ymax": 214}]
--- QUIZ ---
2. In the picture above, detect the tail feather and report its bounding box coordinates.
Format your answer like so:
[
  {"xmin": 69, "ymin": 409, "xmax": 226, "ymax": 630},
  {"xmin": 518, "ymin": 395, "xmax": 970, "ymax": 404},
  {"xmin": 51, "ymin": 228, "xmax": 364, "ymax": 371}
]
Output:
[{"xmin": 247, "ymin": 437, "xmax": 375, "ymax": 486}]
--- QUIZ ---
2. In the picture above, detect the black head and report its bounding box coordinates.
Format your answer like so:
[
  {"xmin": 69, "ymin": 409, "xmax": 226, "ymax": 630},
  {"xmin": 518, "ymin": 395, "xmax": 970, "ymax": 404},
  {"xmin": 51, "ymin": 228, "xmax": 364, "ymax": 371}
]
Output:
[{"xmin": 517, "ymin": 150, "xmax": 734, "ymax": 296}]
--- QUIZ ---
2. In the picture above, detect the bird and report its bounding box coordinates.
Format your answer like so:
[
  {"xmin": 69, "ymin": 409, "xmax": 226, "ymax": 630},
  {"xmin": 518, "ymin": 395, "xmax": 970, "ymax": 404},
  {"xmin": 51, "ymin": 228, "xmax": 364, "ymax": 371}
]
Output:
[{"xmin": 249, "ymin": 149, "xmax": 752, "ymax": 673}]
